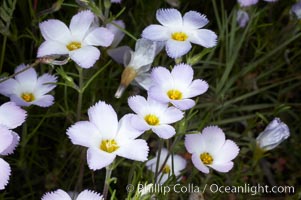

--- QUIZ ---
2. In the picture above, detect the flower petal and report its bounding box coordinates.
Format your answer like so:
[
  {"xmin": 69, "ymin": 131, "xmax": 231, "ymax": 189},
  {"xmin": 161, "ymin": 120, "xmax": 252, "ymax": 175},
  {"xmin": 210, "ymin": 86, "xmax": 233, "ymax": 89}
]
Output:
[
  {"xmin": 41, "ymin": 189, "xmax": 71, "ymax": 200},
  {"xmin": 128, "ymin": 95, "xmax": 148, "ymax": 115},
  {"xmin": 186, "ymin": 79, "xmax": 209, "ymax": 98},
  {"xmin": 133, "ymin": 72, "xmax": 152, "ymax": 90},
  {"xmin": 214, "ymin": 140, "xmax": 239, "ymax": 163},
  {"xmin": 32, "ymin": 94, "xmax": 54, "ymax": 107},
  {"xmin": 1, "ymin": 131, "xmax": 20, "ymax": 155},
  {"xmin": 171, "ymin": 63, "xmax": 193, "ymax": 87},
  {"xmin": 210, "ymin": 162, "xmax": 234, "ymax": 173},
  {"xmin": 166, "ymin": 40, "xmax": 191, "ymax": 58},
  {"xmin": 171, "ymin": 99, "xmax": 195, "ymax": 110},
  {"xmin": 189, "ymin": 29, "xmax": 217, "ymax": 48},
  {"xmin": 116, "ymin": 114, "xmax": 144, "ymax": 140},
  {"xmin": 10, "ymin": 94, "xmax": 31, "ymax": 107},
  {"xmin": 106, "ymin": 20, "xmax": 125, "ymax": 48},
  {"xmin": 142, "ymin": 25, "xmax": 170, "ymax": 41},
  {"xmin": 183, "ymin": 11, "xmax": 208, "ymax": 29},
  {"xmin": 0, "ymin": 158, "xmax": 11, "ymax": 190},
  {"xmin": 129, "ymin": 114, "xmax": 150, "ymax": 132},
  {"xmin": 69, "ymin": 46, "xmax": 100, "ymax": 68},
  {"xmin": 107, "ymin": 46, "xmax": 131, "ymax": 64},
  {"xmin": 156, "ymin": 8, "xmax": 182, "ymax": 27},
  {"xmin": 151, "ymin": 67, "xmax": 173, "ymax": 90},
  {"xmin": 116, "ymin": 139, "xmax": 149, "ymax": 161},
  {"xmin": 0, "ymin": 126, "xmax": 13, "ymax": 154},
  {"xmin": 201, "ymin": 126, "xmax": 226, "ymax": 155},
  {"xmin": 37, "ymin": 41, "xmax": 69, "ymax": 58},
  {"xmin": 69, "ymin": 10, "xmax": 94, "ymax": 40},
  {"xmin": 77, "ymin": 190, "xmax": 103, "ymax": 200},
  {"xmin": 35, "ymin": 73, "xmax": 57, "ymax": 96},
  {"xmin": 67, "ymin": 121, "xmax": 101, "ymax": 148},
  {"xmin": 39, "ymin": 19, "xmax": 71, "ymax": 43},
  {"xmin": 0, "ymin": 102, "xmax": 26, "ymax": 129},
  {"xmin": 160, "ymin": 106, "xmax": 183, "ymax": 124},
  {"xmin": 88, "ymin": 101, "xmax": 118, "ymax": 139},
  {"xmin": 87, "ymin": 147, "xmax": 116, "ymax": 170},
  {"xmin": 0, "ymin": 78, "xmax": 17, "ymax": 96},
  {"xmin": 185, "ymin": 133, "xmax": 203, "ymax": 153},
  {"xmin": 15, "ymin": 64, "xmax": 37, "ymax": 89},
  {"xmin": 84, "ymin": 27, "xmax": 114, "ymax": 47},
  {"xmin": 152, "ymin": 124, "xmax": 175, "ymax": 139},
  {"xmin": 191, "ymin": 153, "xmax": 209, "ymax": 173},
  {"xmin": 148, "ymin": 85, "xmax": 170, "ymax": 103},
  {"xmin": 238, "ymin": 0, "xmax": 258, "ymax": 7}
]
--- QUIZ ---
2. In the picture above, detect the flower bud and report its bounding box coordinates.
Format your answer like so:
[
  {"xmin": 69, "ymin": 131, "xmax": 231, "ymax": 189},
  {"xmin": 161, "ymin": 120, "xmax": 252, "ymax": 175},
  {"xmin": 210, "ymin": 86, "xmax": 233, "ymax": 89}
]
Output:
[{"xmin": 256, "ymin": 118, "xmax": 290, "ymax": 151}]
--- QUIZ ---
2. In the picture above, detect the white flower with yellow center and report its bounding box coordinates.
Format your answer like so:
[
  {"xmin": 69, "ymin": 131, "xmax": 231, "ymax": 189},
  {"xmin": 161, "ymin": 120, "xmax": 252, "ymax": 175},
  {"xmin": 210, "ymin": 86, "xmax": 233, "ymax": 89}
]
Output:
[
  {"xmin": 37, "ymin": 10, "xmax": 114, "ymax": 68},
  {"xmin": 185, "ymin": 126, "xmax": 239, "ymax": 174},
  {"xmin": 66, "ymin": 101, "xmax": 149, "ymax": 170},
  {"xmin": 0, "ymin": 102, "xmax": 27, "ymax": 190},
  {"xmin": 149, "ymin": 63, "xmax": 208, "ymax": 110},
  {"xmin": 0, "ymin": 64, "xmax": 57, "ymax": 107},
  {"xmin": 146, "ymin": 148, "xmax": 186, "ymax": 184},
  {"xmin": 128, "ymin": 95, "xmax": 184, "ymax": 139},
  {"xmin": 41, "ymin": 189, "xmax": 103, "ymax": 200},
  {"xmin": 142, "ymin": 8, "xmax": 217, "ymax": 58}
]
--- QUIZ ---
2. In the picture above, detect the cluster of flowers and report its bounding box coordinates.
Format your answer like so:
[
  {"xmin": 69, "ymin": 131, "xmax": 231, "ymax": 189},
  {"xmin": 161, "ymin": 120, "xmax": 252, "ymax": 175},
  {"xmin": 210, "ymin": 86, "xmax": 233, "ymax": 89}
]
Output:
[{"xmin": 0, "ymin": 5, "xmax": 291, "ymax": 200}]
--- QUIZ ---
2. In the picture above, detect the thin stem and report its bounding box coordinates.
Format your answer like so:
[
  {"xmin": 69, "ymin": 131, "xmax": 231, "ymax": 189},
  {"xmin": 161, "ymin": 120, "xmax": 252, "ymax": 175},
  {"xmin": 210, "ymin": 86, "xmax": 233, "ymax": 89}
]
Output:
[
  {"xmin": 103, "ymin": 164, "xmax": 113, "ymax": 200},
  {"xmin": 154, "ymin": 139, "xmax": 163, "ymax": 183},
  {"xmin": 0, "ymin": 36, "xmax": 7, "ymax": 73}
]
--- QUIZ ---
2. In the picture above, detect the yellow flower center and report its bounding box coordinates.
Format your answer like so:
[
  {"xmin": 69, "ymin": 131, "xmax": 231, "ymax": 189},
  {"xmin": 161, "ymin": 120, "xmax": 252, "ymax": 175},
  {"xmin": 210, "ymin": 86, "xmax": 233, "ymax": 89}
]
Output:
[
  {"xmin": 162, "ymin": 164, "xmax": 171, "ymax": 174},
  {"xmin": 100, "ymin": 139, "xmax": 119, "ymax": 153},
  {"xmin": 200, "ymin": 152, "xmax": 213, "ymax": 165},
  {"xmin": 167, "ymin": 89, "xmax": 182, "ymax": 100},
  {"xmin": 66, "ymin": 41, "xmax": 82, "ymax": 51},
  {"xmin": 144, "ymin": 114, "xmax": 160, "ymax": 126},
  {"xmin": 21, "ymin": 93, "xmax": 35, "ymax": 102},
  {"xmin": 171, "ymin": 32, "xmax": 188, "ymax": 41}
]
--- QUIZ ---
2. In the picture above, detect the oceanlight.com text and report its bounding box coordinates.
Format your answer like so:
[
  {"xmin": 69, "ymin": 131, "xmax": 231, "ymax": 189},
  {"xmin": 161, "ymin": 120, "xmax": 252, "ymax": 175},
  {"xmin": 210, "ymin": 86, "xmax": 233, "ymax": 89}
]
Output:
[{"xmin": 133, "ymin": 183, "xmax": 295, "ymax": 196}]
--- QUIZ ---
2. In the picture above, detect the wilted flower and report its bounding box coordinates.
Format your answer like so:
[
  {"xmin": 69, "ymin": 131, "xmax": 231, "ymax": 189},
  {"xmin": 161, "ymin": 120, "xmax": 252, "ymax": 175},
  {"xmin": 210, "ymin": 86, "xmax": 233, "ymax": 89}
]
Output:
[
  {"xmin": 128, "ymin": 95, "xmax": 183, "ymax": 139},
  {"xmin": 237, "ymin": 10, "xmax": 250, "ymax": 28},
  {"xmin": 256, "ymin": 118, "xmax": 290, "ymax": 151},
  {"xmin": 142, "ymin": 8, "xmax": 217, "ymax": 58},
  {"xmin": 0, "ymin": 64, "xmax": 57, "ymax": 107},
  {"xmin": 291, "ymin": 1, "xmax": 301, "ymax": 19},
  {"xmin": 148, "ymin": 63, "xmax": 208, "ymax": 110},
  {"xmin": 0, "ymin": 102, "xmax": 26, "ymax": 190},
  {"xmin": 185, "ymin": 126, "xmax": 239, "ymax": 173},
  {"xmin": 41, "ymin": 189, "xmax": 103, "ymax": 200},
  {"xmin": 37, "ymin": 10, "xmax": 114, "ymax": 68},
  {"xmin": 67, "ymin": 101, "xmax": 149, "ymax": 170},
  {"xmin": 106, "ymin": 20, "xmax": 125, "ymax": 48},
  {"xmin": 146, "ymin": 148, "xmax": 186, "ymax": 184},
  {"xmin": 108, "ymin": 38, "xmax": 163, "ymax": 98}
]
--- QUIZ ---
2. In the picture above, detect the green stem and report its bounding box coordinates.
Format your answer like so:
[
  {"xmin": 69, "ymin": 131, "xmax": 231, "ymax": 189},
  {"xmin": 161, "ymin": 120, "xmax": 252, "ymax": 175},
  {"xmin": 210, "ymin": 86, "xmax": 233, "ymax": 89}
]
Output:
[
  {"xmin": 103, "ymin": 164, "xmax": 113, "ymax": 200},
  {"xmin": 154, "ymin": 139, "xmax": 163, "ymax": 183},
  {"xmin": 0, "ymin": 36, "xmax": 7, "ymax": 73}
]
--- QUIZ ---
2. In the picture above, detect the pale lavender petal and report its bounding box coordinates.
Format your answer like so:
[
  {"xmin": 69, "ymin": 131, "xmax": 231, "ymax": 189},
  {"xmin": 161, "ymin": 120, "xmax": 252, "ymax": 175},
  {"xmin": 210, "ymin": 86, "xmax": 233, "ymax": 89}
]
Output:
[
  {"xmin": 237, "ymin": 0, "xmax": 258, "ymax": 7},
  {"xmin": 214, "ymin": 140, "xmax": 239, "ymax": 163},
  {"xmin": 173, "ymin": 154, "xmax": 187, "ymax": 174},
  {"xmin": 151, "ymin": 67, "xmax": 173, "ymax": 90},
  {"xmin": 0, "ymin": 158, "xmax": 11, "ymax": 190},
  {"xmin": 183, "ymin": 11, "xmax": 208, "ymax": 29},
  {"xmin": 39, "ymin": 19, "xmax": 71, "ymax": 43},
  {"xmin": 106, "ymin": 20, "xmax": 125, "ymax": 48},
  {"xmin": 107, "ymin": 46, "xmax": 131, "ymax": 64},
  {"xmin": 201, "ymin": 126, "xmax": 226, "ymax": 155},
  {"xmin": 77, "ymin": 190, "xmax": 103, "ymax": 200},
  {"xmin": 185, "ymin": 133, "xmax": 203, "ymax": 153},
  {"xmin": 130, "ymin": 114, "xmax": 150, "ymax": 132},
  {"xmin": 32, "ymin": 95, "xmax": 54, "ymax": 107},
  {"xmin": 189, "ymin": 29, "xmax": 217, "ymax": 48},
  {"xmin": 148, "ymin": 86, "xmax": 170, "ymax": 103},
  {"xmin": 142, "ymin": 25, "xmax": 170, "ymax": 41},
  {"xmin": 171, "ymin": 63, "xmax": 193, "ymax": 87},
  {"xmin": 37, "ymin": 41, "xmax": 69, "ymax": 58},
  {"xmin": 128, "ymin": 95, "xmax": 148, "ymax": 115},
  {"xmin": 84, "ymin": 27, "xmax": 114, "ymax": 47},
  {"xmin": 0, "ymin": 102, "xmax": 26, "ymax": 129},
  {"xmin": 237, "ymin": 10, "xmax": 249, "ymax": 28},
  {"xmin": 67, "ymin": 121, "xmax": 101, "ymax": 148},
  {"xmin": 133, "ymin": 72, "xmax": 152, "ymax": 90},
  {"xmin": 152, "ymin": 124, "xmax": 175, "ymax": 139},
  {"xmin": 116, "ymin": 139, "xmax": 149, "ymax": 161},
  {"xmin": 15, "ymin": 64, "xmax": 37, "ymax": 89},
  {"xmin": 87, "ymin": 147, "xmax": 116, "ymax": 170},
  {"xmin": 210, "ymin": 162, "xmax": 234, "ymax": 173},
  {"xmin": 35, "ymin": 74, "xmax": 57, "ymax": 96},
  {"xmin": 166, "ymin": 39, "xmax": 191, "ymax": 58},
  {"xmin": 0, "ymin": 78, "xmax": 17, "ymax": 96},
  {"xmin": 191, "ymin": 153, "xmax": 209, "ymax": 173},
  {"xmin": 1, "ymin": 131, "xmax": 19, "ymax": 155},
  {"xmin": 41, "ymin": 189, "xmax": 71, "ymax": 200},
  {"xmin": 186, "ymin": 79, "xmax": 209, "ymax": 98},
  {"xmin": 10, "ymin": 94, "xmax": 31, "ymax": 107},
  {"xmin": 88, "ymin": 101, "xmax": 118, "ymax": 139},
  {"xmin": 171, "ymin": 99, "xmax": 195, "ymax": 110},
  {"xmin": 0, "ymin": 126, "xmax": 13, "ymax": 154},
  {"xmin": 116, "ymin": 114, "xmax": 144, "ymax": 140},
  {"xmin": 69, "ymin": 46, "xmax": 100, "ymax": 68},
  {"xmin": 156, "ymin": 8, "xmax": 182, "ymax": 27},
  {"xmin": 160, "ymin": 106, "xmax": 183, "ymax": 124},
  {"xmin": 69, "ymin": 10, "xmax": 94, "ymax": 40}
]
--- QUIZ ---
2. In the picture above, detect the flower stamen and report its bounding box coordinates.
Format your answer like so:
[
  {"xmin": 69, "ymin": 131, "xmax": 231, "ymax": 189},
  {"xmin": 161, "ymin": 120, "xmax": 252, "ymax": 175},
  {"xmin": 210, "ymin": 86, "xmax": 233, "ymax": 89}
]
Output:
[
  {"xmin": 171, "ymin": 32, "xmax": 188, "ymax": 41},
  {"xmin": 162, "ymin": 164, "xmax": 171, "ymax": 174},
  {"xmin": 21, "ymin": 93, "xmax": 35, "ymax": 102},
  {"xmin": 167, "ymin": 89, "xmax": 182, "ymax": 100},
  {"xmin": 144, "ymin": 114, "xmax": 160, "ymax": 126},
  {"xmin": 200, "ymin": 152, "xmax": 213, "ymax": 165},
  {"xmin": 100, "ymin": 139, "xmax": 119, "ymax": 153},
  {"xmin": 66, "ymin": 41, "xmax": 82, "ymax": 51}
]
